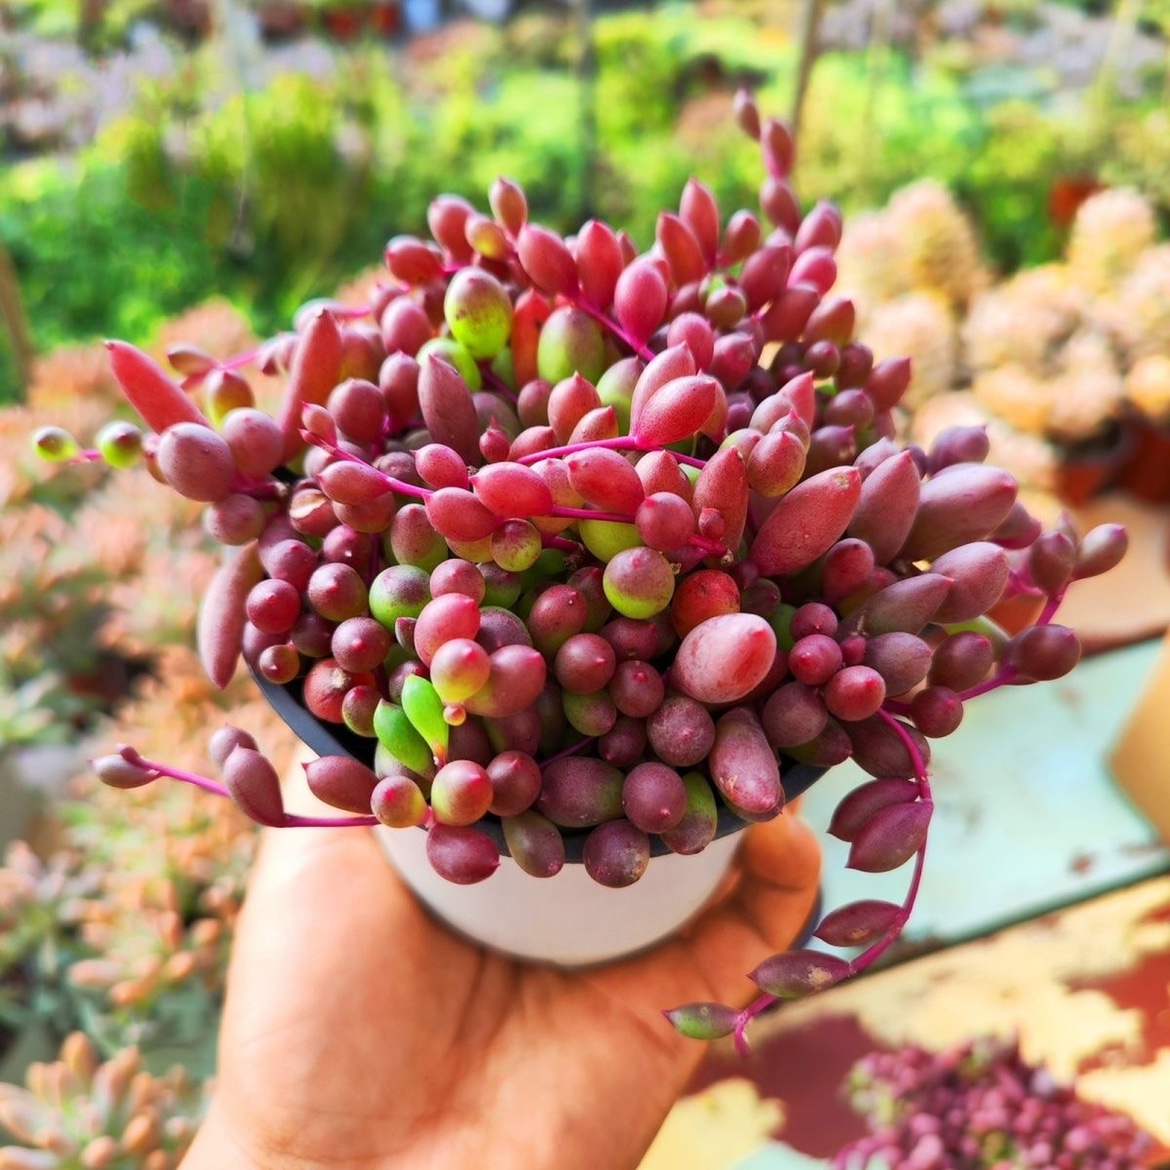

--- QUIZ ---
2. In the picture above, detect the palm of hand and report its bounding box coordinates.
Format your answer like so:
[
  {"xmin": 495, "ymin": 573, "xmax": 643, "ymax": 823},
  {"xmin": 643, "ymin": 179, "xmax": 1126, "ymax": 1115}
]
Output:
[{"xmin": 187, "ymin": 816, "xmax": 820, "ymax": 1170}]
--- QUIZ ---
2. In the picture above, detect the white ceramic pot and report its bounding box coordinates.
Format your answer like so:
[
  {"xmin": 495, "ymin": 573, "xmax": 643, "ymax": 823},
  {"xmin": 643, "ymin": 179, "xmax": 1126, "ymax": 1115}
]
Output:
[
  {"xmin": 256, "ymin": 668, "xmax": 826, "ymax": 968},
  {"xmin": 374, "ymin": 823, "xmax": 743, "ymax": 967}
]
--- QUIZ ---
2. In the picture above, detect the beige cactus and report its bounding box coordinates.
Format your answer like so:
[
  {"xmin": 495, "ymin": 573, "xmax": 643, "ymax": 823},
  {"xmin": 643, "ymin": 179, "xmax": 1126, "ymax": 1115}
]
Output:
[
  {"xmin": 1045, "ymin": 328, "xmax": 1127, "ymax": 443},
  {"xmin": 863, "ymin": 291, "xmax": 959, "ymax": 410},
  {"xmin": 1126, "ymin": 353, "xmax": 1170, "ymax": 423},
  {"xmin": 962, "ymin": 265, "xmax": 1090, "ymax": 378},
  {"xmin": 971, "ymin": 327, "xmax": 1125, "ymax": 445},
  {"xmin": 1066, "ymin": 187, "xmax": 1158, "ymax": 296},
  {"xmin": 883, "ymin": 179, "xmax": 990, "ymax": 310},
  {"xmin": 1097, "ymin": 243, "xmax": 1170, "ymax": 365},
  {"xmin": 833, "ymin": 210, "xmax": 914, "ymax": 323}
]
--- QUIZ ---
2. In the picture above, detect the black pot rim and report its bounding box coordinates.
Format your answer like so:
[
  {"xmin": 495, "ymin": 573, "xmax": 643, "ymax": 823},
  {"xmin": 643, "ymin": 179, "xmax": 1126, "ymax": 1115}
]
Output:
[{"xmin": 250, "ymin": 667, "xmax": 828, "ymax": 863}]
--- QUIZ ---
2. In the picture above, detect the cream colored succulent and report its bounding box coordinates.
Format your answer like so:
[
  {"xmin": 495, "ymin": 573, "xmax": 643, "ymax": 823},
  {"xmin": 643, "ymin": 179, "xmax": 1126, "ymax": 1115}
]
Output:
[
  {"xmin": 962, "ymin": 265, "xmax": 1090, "ymax": 378},
  {"xmin": 1096, "ymin": 244, "xmax": 1170, "ymax": 365},
  {"xmin": 971, "ymin": 328, "xmax": 1125, "ymax": 444},
  {"xmin": 910, "ymin": 390, "xmax": 1062, "ymax": 496},
  {"xmin": 1126, "ymin": 354, "xmax": 1170, "ymax": 423},
  {"xmin": 833, "ymin": 210, "xmax": 914, "ymax": 323},
  {"xmin": 884, "ymin": 179, "xmax": 990, "ymax": 310},
  {"xmin": 863, "ymin": 291, "xmax": 959, "ymax": 410},
  {"xmin": 1045, "ymin": 328, "xmax": 1127, "ymax": 443},
  {"xmin": 0, "ymin": 1033, "xmax": 203, "ymax": 1169},
  {"xmin": 1066, "ymin": 187, "xmax": 1158, "ymax": 296}
]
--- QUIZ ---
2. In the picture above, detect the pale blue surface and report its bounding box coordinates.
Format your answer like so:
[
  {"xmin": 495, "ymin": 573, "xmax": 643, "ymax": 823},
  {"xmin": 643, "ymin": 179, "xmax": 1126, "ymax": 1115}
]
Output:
[
  {"xmin": 727, "ymin": 643, "xmax": 1169, "ymax": 1170},
  {"xmin": 800, "ymin": 637, "xmax": 1170, "ymax": 950},
  {"xmin": 733, "ymin": 1144, "xmax": 830, "ymax": 1169}
]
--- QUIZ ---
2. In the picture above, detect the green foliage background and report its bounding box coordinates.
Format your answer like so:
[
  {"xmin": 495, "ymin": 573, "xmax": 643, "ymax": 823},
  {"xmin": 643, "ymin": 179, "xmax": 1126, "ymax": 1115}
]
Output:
[{"xmin": 1, "ymin": 3, "xmax": 1168, "ymax": 401}]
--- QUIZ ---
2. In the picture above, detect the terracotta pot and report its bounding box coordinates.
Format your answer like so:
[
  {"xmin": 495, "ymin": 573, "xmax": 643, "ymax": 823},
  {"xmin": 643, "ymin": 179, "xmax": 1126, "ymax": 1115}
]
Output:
[
  {"xmin": 252, "ymin": 669, "xmax": 827, "ymax": 966},
  {"xmin": 256, "ymin": 1, "xmax": 309, "ymax": 39},
  {"xmin": 321, "ymin": 4, "xmax": 364, "ymax": 39},
  {"xmin": 1116, "ymin": 418, "xmax": 1170, "ymax": 505},
  {"xmin": 987, "ymin": 590, "xmax": 1046, "ymax": 637},
  {"xmin": 369, "ymin": 1, "xmax": 400, "ymax": 37},
  {"xmin": 1051, "ymin": 434, "xmax": 1131, "ymax": 509}
]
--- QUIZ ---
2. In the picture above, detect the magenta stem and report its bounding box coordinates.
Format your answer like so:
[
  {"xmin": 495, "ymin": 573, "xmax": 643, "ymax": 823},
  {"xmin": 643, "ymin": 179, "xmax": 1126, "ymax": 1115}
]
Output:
[
  {"xmin": 733, "ymin": 994, "xmax": 773, "ymax": 1058},
  {"xmin": 126, "ymin": 750, "xmax": 380, "ymax": 829},
  {"xmin": 538, "ymin": 737, "xmax": 596, "ymax": 768},
  {"xmin": 541, "ymin": 533, "xmax": 582, "ymax": 553},
  {"xmin": 545, "ymin": 503, "xmax": 632, "ymax": 524},
  {"xmin": 282, "ymin": 812, "xmax": 380, "ymax": 828},
  {"xmin": 303, "ymin": 433, "xmax": 432, "ymax": 501},
  {"xmin": 956, "ymin": 666, "xmax": 1021, "ymax": 701},
  {"xmin": 218, "ymin": 346, "xmax": 264, "ymax": 372},
  {"xmin": 514, "ymin": 435, "xmax": 706, "ymax": 470},
  {"xmin": 563, "ymin": 293, "xmax": 656, "ymax": 363},
  {"xmin": 1035, "ymin": 586, "xmax": 1067, "ymax": 627},
  {"xmin": 839, "ymin": 708, "xmax": 933, "ymax": 976},
  {"xmin": 125, "ymin": 755, "xmax": 231, "ymax": 799},
  {"xmin": 478, "ymin": 363, "xmax": 519, "ymax": 404}
]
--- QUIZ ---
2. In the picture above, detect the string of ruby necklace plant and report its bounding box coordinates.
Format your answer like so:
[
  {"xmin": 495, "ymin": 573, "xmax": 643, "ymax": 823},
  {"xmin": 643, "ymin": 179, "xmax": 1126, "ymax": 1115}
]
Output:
[{"xmin": 34, "ymin": 91, "xmax": 1128, "ymax": 1049}]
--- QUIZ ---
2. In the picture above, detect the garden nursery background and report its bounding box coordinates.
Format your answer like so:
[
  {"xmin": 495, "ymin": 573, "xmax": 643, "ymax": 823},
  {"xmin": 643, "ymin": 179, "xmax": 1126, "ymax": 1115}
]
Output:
[{"xmin": 4, "ymin": 0, "xmax": 1170, "ymax": 1166}]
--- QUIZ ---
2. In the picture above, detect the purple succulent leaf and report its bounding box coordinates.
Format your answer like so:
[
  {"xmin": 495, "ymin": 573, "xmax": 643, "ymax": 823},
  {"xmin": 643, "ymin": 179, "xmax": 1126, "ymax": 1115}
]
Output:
[
  {"xmin": 814, "ymin": 899, "xmax": 903, "ymax": 948},
  {"xmin": 846, "ymin": 800, "xmax": 932, "ymax": 873},
  {"xmin": 662, "ymin": 1002, "xmax": 739, "ymax": 1040},
  {"xmin": 749, "ymin": 948, "xmax": 853, "ymax": 998},
  {"xmin": 827, "ymin": 776, "xmax": 919, "ymax": 842}
]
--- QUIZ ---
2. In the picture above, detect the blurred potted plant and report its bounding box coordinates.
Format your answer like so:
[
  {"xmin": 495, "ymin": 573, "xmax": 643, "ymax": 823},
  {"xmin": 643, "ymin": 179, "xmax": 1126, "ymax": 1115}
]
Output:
[
  {"xmin": 37, "ymin": 94, "xmax": 1125, "ymax": 1050},
  {"xmin": 951, "ymin": 187, "xmax": 1170, "ymax": 508},
  {"xmin": 0, "ymin": 1031, "xmax": 204, "ymax": 1168},
  {"xmin": 0, "ymin": 644, "xmax": 293, "ymax": 1085},
  {"xmin": 1120, "ymin": 354, "xmax": 1170, "ymax": 503},
  {"xmin": 835, "ymin": 1036, "xmax": 1156, "ymax": 1168}
]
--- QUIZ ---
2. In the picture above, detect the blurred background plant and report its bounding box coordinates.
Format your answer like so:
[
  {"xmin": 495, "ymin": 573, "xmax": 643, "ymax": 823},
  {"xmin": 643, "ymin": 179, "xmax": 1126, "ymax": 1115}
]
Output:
[
  {"xmin": 0, "ymin": 1031, "xmax": 206, "ymax": 1168},
  {"xmin": 3, "ymin": 0, "xmax": 1169, "ymax": 404},
  {"xmin": 835, "ymin": 1035, "xmax": 1157, "ymax": 1166}
]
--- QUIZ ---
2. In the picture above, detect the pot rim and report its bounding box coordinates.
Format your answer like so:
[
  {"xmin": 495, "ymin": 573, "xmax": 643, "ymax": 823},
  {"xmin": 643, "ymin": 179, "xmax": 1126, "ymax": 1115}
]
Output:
[{"xmin": 251, "ymin": 667, "xmax": 828, "ymax": 863}]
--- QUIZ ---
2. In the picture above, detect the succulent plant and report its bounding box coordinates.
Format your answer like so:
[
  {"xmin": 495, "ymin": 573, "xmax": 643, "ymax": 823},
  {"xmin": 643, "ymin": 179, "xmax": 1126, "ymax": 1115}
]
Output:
[
  {"xmin": 0, "ymin": 1032, "xmax": 204, "ymax": 1169},
  {"xmin": 36, "ymin": 92, "xmax": 1126, "ymax": 1051},
  {"xmin": 959, "ymin": 226, "xmax": 1156, "ymax": 453},
  {"xmin": 0, "ymin": 638, "xmax": 293, "ymax": 1061},
  {"xmin": 0, "ymin": 842, "xmax": 99, "ymax": 1036},
  {"xmin": 832, "ymin": 211, "xmax": 914, "ymax": 323},
  {"xmin": 1125, "ymin": 353, "xmax": 1170, "ymax": 425},
  {"xmin": 860, "ymin": 291, "xmax": 959, "ymax": 411},
  {"xmin": 1098, "ymin": 244, "xmax": 1170, "ymax": 371},
  {"xmin": 1065, "ymin": 188, "xmax": 1159, "ymax": 298},
  {"xmin": 834, "ymin": 1036, "xmax": 1155, "ymax": 1168},
  {"xmin": 883, "ymin": 180, "xmax": 990, "ymax": 313}
]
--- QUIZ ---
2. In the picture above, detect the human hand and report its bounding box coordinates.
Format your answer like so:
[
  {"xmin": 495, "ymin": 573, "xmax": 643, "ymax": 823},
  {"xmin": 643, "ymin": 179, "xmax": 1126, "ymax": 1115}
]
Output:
[{"xmin": 182, "ymin": 812, "xmax": 820, "ymax": 1170}]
